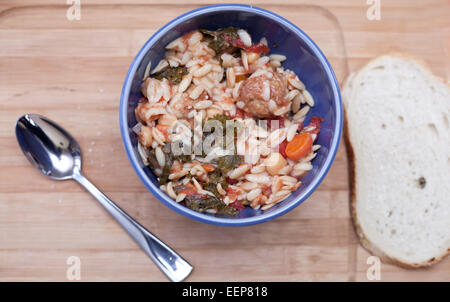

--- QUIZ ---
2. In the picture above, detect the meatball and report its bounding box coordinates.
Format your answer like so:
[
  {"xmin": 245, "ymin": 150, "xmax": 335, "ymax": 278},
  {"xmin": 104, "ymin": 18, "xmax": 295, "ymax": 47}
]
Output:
[{"xmin": 238, "ymin": 73, "xmax": 288, "ymax": 118}]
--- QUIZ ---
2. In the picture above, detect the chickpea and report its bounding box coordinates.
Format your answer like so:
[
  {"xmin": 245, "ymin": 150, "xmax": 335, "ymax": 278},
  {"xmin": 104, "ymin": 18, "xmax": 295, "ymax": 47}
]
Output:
[
  {"xmin": 264, "ymin": 152, "xmax": 287, "ymax": 176},
  {"xmin": 135, "ymin": 102, "xmax": 150, "ymax": 124},
  {"xmin": 138, "ymin": 125, "xmax": 153, "ymax": 147},
  {"xmin": 158, "ymin": 113, "xmax": 177, "ymax": 127},
  {"xmin": 247, "ymin": 52, "xmax": 260, "ymax": 64}
]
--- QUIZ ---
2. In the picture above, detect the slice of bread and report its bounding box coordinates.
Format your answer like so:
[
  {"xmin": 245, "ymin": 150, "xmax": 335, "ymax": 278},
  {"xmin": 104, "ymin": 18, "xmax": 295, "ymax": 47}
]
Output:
[{"xmin": 343, "ymin": 53, "xmax": 450, "ymax": 268}]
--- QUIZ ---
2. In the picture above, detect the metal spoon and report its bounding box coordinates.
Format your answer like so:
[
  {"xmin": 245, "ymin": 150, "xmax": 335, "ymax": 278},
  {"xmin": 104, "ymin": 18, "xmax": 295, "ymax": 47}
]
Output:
[{"xmin": 15, "ymin": 113, "xmax": 193, "ymax": 282}]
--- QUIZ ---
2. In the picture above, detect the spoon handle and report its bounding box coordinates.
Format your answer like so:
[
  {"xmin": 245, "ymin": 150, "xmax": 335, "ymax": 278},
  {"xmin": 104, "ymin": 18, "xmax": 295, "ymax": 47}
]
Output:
[{"xmin": 72, "ymin": 171, "xmax": 193, "ymax": 282}]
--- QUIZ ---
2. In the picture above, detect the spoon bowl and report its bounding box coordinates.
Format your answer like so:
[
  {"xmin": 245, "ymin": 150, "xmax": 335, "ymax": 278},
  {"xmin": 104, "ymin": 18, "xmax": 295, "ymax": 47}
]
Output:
[{"xmin": 15, "ymin": 114, "xmax": 81, "ymax": 180}]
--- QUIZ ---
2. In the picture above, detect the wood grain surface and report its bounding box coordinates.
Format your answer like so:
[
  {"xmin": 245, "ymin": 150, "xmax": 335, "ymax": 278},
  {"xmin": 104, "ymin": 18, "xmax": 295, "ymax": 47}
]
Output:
[{"xmin": 0, "ymin": 0, "xmax": 449, "ymax": 282}]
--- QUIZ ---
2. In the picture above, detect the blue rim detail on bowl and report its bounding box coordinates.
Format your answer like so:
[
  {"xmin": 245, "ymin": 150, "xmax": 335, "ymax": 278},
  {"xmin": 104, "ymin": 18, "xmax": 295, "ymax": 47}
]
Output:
[{"xmin": 120, "ymin": 4, "xmax": 343, "ymax": 226}]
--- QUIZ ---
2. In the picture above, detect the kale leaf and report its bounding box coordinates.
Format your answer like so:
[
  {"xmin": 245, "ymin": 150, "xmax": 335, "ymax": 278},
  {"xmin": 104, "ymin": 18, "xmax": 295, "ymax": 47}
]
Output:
[
  {"xmin": 184, "ymin": 194, "xmax": 238, "ymax": 215},
  {"xmin": 200, "ymin": 27, "xmax": 240, "ymax": 56},
  {"xmin": 153, "ymin": 66, "xmax": 187, "ymax": 85}
]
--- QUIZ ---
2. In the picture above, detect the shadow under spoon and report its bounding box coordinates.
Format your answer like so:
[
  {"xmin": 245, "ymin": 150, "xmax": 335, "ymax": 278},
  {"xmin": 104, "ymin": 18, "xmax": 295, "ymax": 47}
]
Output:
[{"xmin": 15, "ymin": 113, "xmax": 193, "ymax": 282}]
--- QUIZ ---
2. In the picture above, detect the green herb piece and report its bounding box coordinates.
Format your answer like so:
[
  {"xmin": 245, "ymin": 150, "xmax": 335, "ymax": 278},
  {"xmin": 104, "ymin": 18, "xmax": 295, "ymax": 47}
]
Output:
[
  {"xmin": 204, "ymin": 114, "xmax": 242, "ymax": 146},
  {"xmin": 198, "ymin": 154, "xmax": 243, "ymax": 200},
  {"xmin": 200, "ymin": 27, "xmax": 240, "ymax": 56},
  {"xmin": 157, "ymin": 144, "xmax": 174, "ymax": 185},
  {"xmin": 184, "ymin": 194, "xmax": 238, "ymax": 215},
  {"xmin": 208, "ymin": 113, "xmax": 228, "ymax": 129},
  {"xmin": 153, "ymin": 66, "xmax": 188, "ymax": 85},
  {"xmin": 202, "ymin": 182, "xmax": 221, "ymax": 198},
  {"xmin": 175, "ymin": 153, "xmax": 191, "ymax": 163},
  {"xmin": 217, "ymin": 155, "xmax": 243, "ymax": 173},
  {"xmin": 208, "ymin": 169, "xmax": 227, "ymax": 188},
  {"xmin": 146, "ymin": 149, "xmax": 160, "ymax": 171}
]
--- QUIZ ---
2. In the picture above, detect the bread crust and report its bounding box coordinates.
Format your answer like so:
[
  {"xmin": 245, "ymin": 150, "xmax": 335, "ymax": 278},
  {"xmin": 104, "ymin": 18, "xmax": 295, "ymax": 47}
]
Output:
[{"xmin": 343, "ymin": 52, "xmax": 450, "ymax": 269}]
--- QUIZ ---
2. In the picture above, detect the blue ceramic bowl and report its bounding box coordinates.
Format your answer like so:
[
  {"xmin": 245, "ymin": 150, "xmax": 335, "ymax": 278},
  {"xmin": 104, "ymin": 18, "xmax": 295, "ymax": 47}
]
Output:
[{"xmin": 120, "ymin": 4, "xmax": 342, "ymax": 226}]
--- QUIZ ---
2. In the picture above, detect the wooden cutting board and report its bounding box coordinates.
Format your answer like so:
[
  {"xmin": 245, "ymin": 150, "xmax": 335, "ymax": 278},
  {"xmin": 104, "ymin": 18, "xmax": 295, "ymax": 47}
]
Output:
[{"xmin": 0, "ymin": 0, "xmax": 449, "ymax": 281}]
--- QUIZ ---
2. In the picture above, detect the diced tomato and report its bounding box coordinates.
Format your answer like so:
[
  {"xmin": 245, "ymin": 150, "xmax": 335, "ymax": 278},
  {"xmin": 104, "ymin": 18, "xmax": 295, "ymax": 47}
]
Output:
[
  {"xmin": 226, "ymin": 177, "xmax": 239, "ymax": 185},
  {"xmin": 180, "ymin": 188, "xmax": 197, "ymax": 196},
  {"xmin": 156, "ymin": 124, "xmax": 170, "ymax": 140},
  {"xmin": 261, "ymin": 185, "xmax": 272, "ymax": 196},
  {"xmin": 179, "ymin": 183, "xmax": 197, "ymax": 196},
  {"xmin": 226, "ymin": 187, "xmax": 240, "ymax": 195},
  {"xmin": 245, "ymin": 43, "xmax": 270, "ymax": 54},
  {"xmin": 235, "ymin": 75, "xmax": 247, "ymax": 82},
  {"xmin": 228, "ymin": 108, "xmax": 250, "ymax": 119},
  {"xmin": 229, "ymin": 200, "xmax": 245, "ymax": 210},
  {"xmin": 235, "ymin": 108, "xmax": 246, "ymax": 119},
  {"xmin": 265, "ymin": 116, "xmax": 285, "ymax": 130},
  {"xmin": 304, "ymin": 116, "xmax": 323, "ymax": 136},
  {"xmin": 226, "ymin": 37, "xmax": 243, "ymax": 48},
  {"xmin": 224, "ymin": 35, "xmax": 270, "ymax": 54},
  {"xmin": 225, "ymin": 187, "xmax": 241, "ymax": 204},
  {"xmin": 198, "ymin": 91, "xmax": 210, "ymax": 101},
  {"xmin": 201, "ymin": 164, "xmax": 215, "ymax": 173},
  {"xmin": 278, "ymin": 139, "xmax": 288, "ymax": 158}
]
